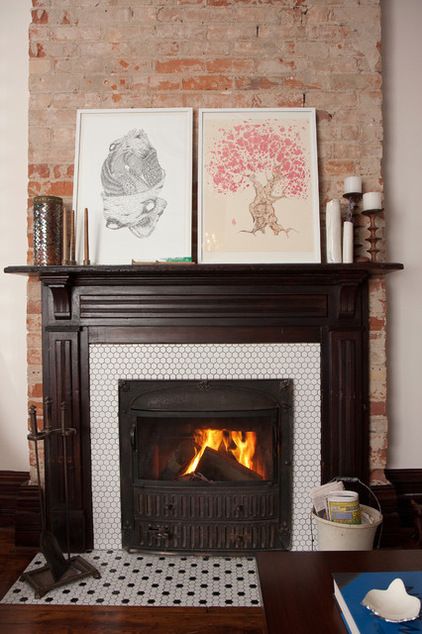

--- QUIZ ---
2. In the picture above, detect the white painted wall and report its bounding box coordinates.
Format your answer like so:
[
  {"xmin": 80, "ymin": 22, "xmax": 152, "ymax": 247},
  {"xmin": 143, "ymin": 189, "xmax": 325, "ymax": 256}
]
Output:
[
  {"xmin": 0, "ymin": 0, "xmax": 31, "ymax": 470},
  {"xmin": 383, "ymin": 0, "xmax": 422, "ymax": 468}
]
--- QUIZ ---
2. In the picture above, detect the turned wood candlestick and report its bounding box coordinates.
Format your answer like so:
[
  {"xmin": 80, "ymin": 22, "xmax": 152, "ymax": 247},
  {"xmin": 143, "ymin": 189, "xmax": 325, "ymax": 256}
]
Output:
[{"xmin": 362, "ymin": 208, "xmax": 383, "ymax": 262}]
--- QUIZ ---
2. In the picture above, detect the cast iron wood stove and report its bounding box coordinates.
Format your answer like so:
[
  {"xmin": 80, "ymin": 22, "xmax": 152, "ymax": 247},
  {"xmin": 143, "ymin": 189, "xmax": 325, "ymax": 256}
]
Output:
[{"xmin": 119, "ymin": 379, "xmax": 293, "ymax": 552}]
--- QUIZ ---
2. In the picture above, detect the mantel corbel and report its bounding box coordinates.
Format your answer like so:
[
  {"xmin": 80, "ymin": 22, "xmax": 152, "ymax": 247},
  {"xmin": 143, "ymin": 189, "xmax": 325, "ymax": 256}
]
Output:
[
  {"xmin": 337, "ymin": 283, "xmax": 360, "ymax": 320},
  {"xmin": 40, "ymin": 274, "xmax": 72, "ymax": 320}
]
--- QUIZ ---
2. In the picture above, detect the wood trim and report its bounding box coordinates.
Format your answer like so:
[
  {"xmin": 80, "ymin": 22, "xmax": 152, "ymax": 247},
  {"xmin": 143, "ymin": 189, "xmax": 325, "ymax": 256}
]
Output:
[
  {"xmin": 386, "ymin": 468, "xmax": 422, "ymax": 530},
  {"xmin": 370, "ymin": 469, "xmax": 422, "ymax": 548},
  {"xmin": 386, "ymin": 468, "xmax": 422, "ymax": 492},
  {"xmin": 15, "ymin": 482, "xmax": 41, "ymax": 547},
  {"xmin": 0, "ymin": 472, "xmax": 30, "ymax": 527}
]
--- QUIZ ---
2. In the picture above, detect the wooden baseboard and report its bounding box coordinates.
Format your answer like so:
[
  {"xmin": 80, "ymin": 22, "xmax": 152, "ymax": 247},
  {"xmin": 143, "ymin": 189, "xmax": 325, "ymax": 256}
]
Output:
[
  {"xmin": 0, "ymin": 470, "xmax": 41, "ymax": 546},
  {"xmin": 15, "ymin": 482, "xmax": 41, "ymax": 547},
  {"xmin": 0, "ymin": 471, "xmax": 31, "ymax": 527},
  {"xmin": 386, "ymin": 468, "xmax": 422, "ymax": 529}
]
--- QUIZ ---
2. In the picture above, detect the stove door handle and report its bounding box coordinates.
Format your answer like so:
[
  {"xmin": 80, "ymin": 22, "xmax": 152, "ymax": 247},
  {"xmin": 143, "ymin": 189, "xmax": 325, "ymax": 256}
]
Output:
[{"xmin": 130, "ymin": 422, "xmax": 137, "ymax": 449}]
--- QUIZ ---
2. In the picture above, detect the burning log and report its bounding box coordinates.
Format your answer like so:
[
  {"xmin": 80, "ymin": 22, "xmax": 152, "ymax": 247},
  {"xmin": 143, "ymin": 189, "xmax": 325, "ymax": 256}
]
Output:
[
  {"xmin": 178, "ymin": 471, "xmax": 211, "ymax": 483},
  {"xmin": 196, "ymin": 447, "xmax": 262, "ymax": 482},
  {"xmin": 160, "ymin": 438, "xmax": 197, "ymax": 480}
]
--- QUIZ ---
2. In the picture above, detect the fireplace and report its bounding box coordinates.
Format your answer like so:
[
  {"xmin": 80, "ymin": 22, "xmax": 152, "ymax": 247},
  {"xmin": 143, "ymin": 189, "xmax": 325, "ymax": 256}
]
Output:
[
  {"xmin": 5, "ymin": 262, "xmax": 402, "ymax": 551},
  {"xmin": 118, "ymin": 379, "xmax": 293, "ymax": 552}
]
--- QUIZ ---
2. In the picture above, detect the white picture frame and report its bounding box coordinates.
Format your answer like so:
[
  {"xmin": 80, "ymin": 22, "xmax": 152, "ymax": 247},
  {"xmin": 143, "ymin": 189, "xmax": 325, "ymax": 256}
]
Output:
[
  {"xmin": 73, "ymin": 108, "xmax": 192, "ymax": 264},
  {"xmin": 198, "ymin": 108, "xmax": 320, "ymax": 263}
]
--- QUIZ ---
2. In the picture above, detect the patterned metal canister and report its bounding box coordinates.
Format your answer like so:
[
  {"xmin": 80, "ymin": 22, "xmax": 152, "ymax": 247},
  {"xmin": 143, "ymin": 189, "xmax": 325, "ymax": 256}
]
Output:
[{"xmin": 33, "ymin": 196, "xmax": 63, "ymax": 265}]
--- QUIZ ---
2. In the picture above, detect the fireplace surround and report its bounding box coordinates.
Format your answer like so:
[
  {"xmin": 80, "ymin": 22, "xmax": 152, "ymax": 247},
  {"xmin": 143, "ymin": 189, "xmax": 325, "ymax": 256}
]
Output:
[
  {"xmin": 5, "ymin": 262, "xmax": 403, "ymax": 551},
  {"xmin": 89, "ymin": 342, "xmax": 320, "ymax": 551}
]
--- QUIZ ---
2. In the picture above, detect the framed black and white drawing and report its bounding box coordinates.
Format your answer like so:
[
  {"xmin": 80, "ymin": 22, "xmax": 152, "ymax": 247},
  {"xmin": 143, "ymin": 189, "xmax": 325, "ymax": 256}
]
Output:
[{"xmin": 73, "ymin": 108, "xmax": 192, "ymax": 264}]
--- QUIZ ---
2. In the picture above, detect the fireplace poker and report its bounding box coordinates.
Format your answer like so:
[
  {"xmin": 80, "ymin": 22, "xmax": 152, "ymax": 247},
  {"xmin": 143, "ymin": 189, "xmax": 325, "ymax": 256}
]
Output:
[
  {"xmin": 21, "ymin": 404, "xmax": 101, "ymax": 598},
  {"xmin": 26, "ymin": 406, "xmax": 70, "ymax": 582},
  {"xmin": 60, "ymin": 401, "xmax": 72, "ymax": 560}
]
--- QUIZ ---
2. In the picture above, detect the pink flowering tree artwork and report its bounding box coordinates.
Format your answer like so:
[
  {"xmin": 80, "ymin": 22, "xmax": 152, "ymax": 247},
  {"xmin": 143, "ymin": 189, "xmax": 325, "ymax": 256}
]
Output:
[{"xmin": 207, "ymin": 120, "xmax": 310, "ymax": 236}]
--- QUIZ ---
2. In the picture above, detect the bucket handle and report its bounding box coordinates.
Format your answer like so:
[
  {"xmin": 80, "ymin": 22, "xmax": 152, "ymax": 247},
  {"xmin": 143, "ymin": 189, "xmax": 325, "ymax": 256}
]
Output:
[{"xmin": 329, "ymin": 476, "xmax": 382, "ymax": 515}]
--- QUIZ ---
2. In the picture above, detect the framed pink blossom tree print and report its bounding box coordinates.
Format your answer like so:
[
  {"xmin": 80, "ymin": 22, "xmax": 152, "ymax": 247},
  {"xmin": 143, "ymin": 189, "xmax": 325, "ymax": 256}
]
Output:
[{"xmin": 198, "ymin": 108, "xmax": 320, "ymax": 263}]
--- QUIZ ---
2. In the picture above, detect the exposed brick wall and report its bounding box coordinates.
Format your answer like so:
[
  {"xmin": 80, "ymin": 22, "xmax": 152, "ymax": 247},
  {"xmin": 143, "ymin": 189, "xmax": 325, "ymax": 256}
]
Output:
[{"xmin": 27, "ymin": 0, "xmax": 386, "ymax": 478}]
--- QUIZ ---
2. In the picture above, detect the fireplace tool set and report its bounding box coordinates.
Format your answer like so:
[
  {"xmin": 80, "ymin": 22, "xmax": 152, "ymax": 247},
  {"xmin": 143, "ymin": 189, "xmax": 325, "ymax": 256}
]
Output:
[{"xmin": 21, "ymin": 399, "xmax": 100, "ymax": 598}]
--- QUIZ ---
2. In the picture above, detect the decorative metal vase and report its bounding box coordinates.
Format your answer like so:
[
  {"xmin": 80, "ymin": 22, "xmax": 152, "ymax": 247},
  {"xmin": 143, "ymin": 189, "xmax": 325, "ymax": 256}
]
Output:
[{"xmin": 33, "ymin": 196, "xmax": 63, "ymax": 265}]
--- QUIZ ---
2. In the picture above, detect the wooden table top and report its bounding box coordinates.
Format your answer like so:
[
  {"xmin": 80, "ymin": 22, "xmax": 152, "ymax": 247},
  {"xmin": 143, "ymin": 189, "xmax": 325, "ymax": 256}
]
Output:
[{"xmin": 256, "ymin": 549, "xmax": 422, "ymax": 634}]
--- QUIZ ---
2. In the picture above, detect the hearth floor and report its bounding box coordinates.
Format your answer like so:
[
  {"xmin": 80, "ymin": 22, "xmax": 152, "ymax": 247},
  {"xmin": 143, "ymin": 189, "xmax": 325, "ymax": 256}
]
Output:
[{"xmin": 1, "ymin": 550, "xmax": 262, "ymax": 607}]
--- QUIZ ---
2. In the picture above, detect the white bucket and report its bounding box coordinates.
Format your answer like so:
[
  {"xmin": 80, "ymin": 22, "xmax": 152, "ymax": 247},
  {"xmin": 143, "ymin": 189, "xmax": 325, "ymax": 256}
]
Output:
[{"xmin": 312, "ymin": 504, "xmax": 382, "ymax": 551}]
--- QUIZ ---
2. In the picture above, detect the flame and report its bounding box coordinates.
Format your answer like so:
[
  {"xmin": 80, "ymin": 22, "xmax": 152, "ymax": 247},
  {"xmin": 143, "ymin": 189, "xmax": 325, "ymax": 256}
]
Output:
[
  {"xmin": 181, "ymin": 428, "xmax": 259, "ymax": 477},
  {"xmin": 230, "ymin": 430, "xmax": 256, "ymax": 470}
]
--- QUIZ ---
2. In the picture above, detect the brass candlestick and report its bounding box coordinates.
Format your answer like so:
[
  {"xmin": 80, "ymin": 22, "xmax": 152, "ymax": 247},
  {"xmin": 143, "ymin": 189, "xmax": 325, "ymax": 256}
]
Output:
[
  {"xmin": 61, "ymin": 208, "xmax": 69, "ymax": 265},
  {"xmin": 83, "ymin": 207, "xmax": 90, "ymax": 265},
  {"xmin": 362, "ymin": 208, "xmax": 383, "ymax": 262},
  {"xmin": 69, "ymin": 209, "xmax": 76, "ymax": 265}
]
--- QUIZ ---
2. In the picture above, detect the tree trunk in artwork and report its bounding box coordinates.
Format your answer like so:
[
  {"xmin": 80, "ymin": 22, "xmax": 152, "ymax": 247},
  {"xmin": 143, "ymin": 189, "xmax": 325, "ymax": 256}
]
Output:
[{"xmin": 247, "ymin": 175, "xmax": 292, "ymax": 237}]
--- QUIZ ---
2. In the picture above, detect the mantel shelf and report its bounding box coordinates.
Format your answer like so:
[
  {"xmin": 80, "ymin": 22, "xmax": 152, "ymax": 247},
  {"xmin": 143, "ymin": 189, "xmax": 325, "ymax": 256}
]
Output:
[{"xmin": 4, "ymin": 262, "xmax": 403, "ymax": 277}]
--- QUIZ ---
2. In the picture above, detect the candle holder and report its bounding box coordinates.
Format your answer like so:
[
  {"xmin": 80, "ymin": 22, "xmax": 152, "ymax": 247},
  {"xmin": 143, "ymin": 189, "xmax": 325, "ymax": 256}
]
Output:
[
  {"xmin": 343, "ymin": 192, "xmax": 362, "ymax": 221},
  {"xmin": 362, "ymin": 208, "xmax": 383, "ymax": 262},
  {"xmin": 343, "ymin": 192, "xmax": 363, "ymax": 262},
  {"xmin": 69, "ymin": 210, "xmax": 77, "ymax": 265}
]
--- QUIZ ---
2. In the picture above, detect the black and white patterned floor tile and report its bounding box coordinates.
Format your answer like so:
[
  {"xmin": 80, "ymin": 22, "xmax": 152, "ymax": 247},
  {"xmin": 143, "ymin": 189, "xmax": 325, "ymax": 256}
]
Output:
[{"xmin": 1, "ymin": 550, "xmax": 262, "ymax": 607}]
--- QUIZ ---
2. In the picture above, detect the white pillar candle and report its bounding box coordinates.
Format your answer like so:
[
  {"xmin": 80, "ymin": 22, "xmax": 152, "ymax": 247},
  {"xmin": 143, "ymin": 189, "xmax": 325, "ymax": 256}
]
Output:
[
  {"xmin": 326, "ymin": 199, "xmax": 342, "ymax": 263},
  {"xmin": 342, "ymin": 221, "xmax": 354, "ymax": 263},
  {"xmin": 362, "ymin": 191, "xmax": 382, "ymax": 211},
  {"xmin": 344, "ymin": 176, "xmax": 362, "ymax": 194}
]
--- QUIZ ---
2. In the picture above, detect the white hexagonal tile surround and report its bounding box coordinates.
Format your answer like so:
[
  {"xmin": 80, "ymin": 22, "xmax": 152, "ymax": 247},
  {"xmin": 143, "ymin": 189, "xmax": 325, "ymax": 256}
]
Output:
[{"xmin": 90, "ymin": 343, "xmax": 320, "ymax": 551}]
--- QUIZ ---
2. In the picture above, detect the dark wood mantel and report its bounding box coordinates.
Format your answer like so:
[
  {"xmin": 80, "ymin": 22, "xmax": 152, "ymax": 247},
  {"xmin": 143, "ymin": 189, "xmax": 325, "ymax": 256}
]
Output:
[{"xmin": 5, "ymin": 262, "xmax": 402, "ymax": 550}]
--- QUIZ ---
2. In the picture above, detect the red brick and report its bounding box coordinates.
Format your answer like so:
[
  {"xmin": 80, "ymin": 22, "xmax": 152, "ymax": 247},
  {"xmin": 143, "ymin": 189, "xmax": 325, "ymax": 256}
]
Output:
[
  {"xmin": 235, "ymin": 76, "xmax": 279, "ymax": 90},
  {"xmin": 149, "ymin": 78, "xmax": 181, "ymax": 91},
  {"xmin": 156, "ymin": 58, "xmax": 205, "ymax": 73},
  {"xmin": 206, "ymin": 58, "xmax": 254, "ymax": 73},
  {"xmin": 182, "ymin": 75, "xmax": 232, "ymax": 90},
  {"xmin": 32, "ymin": 9, "xmax": 48, "ymax": 24},
  {"xmin": 29, "ymin": 164, "xmax": 50, "ymax": 178},
  {"xmin": 29, "ymin": 42, "xmax": 46, "ymax": 58},
  {"xmin": 44, "ymin": 181, "xmax": 73, "ymax": 197},
  {"xmin": 28, "ymin": 181, "xmax": 42, "ymax": 196},
  {"xmin": 369, "ymin": 316, "xmax": 385, "ymax": 331},
  {"xmin": 370, "ymin": 401, "xmax": 386, "ymax": 416},
  {"xmin": 325, "ymin": 160, "xmax": 357, "ymax": 176}
]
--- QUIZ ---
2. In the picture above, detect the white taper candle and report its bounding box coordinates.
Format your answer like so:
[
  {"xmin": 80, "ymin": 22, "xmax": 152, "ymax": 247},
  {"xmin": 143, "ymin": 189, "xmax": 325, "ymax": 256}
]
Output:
[
  {"xmin": 342, "ymin": 221, "xmax": 354, "ymax": 263},
  {"xmin": 326, "ymin": 199, "xmax": 342, "ymax": 263}
]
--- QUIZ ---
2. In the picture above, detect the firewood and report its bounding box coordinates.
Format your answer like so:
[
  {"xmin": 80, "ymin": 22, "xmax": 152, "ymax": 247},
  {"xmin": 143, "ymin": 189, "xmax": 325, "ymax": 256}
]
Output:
[
  {"xmin": 196, "ymin": 447, "xmax": 262, "ymax": 482},
  {"xmin": 160, "ymin": 438, "xmax": 197, "ymax": 480}
]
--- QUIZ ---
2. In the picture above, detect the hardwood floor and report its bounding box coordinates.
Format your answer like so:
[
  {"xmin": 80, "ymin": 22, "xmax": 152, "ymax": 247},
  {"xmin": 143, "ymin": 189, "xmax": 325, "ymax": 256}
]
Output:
[{"xmin": 0, "ymin": 528, "xmax": 266, "ymax": 634}]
